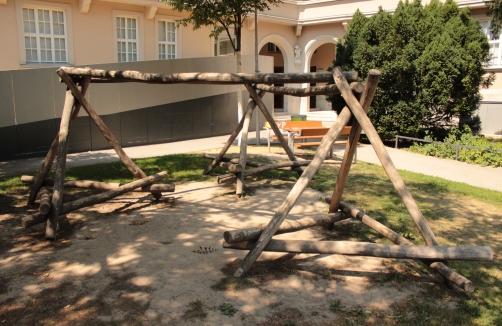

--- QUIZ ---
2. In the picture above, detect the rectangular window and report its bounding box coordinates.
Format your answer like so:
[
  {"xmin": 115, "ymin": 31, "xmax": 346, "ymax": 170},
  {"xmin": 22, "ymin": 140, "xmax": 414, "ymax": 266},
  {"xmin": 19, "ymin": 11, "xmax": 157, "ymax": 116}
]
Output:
[
  {"xmin": 158, "ymin": 21, "xmax": 177, "ymax": 59},
  {"xmin": 214, "ymin": 37, "xmax": 235, "ymax": 56},
  {"xmin": 22, "ymin": 7, "xmax": 67, "ymax": 63},
  {"xmin": 481, "ymin": 20, "xmax": 502, "ymax": 66},
  {"xmin": 117, "ymin": 16, "xmax": 138, "ymax": 62},
  {"xmin": 267, "ymin": 42, "xmax": 281, "ymax": 53}
]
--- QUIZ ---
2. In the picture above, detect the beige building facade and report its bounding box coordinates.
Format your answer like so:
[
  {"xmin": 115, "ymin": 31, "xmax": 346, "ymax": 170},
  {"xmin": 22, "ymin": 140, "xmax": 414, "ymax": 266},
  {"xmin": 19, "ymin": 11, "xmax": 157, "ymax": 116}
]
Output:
[{"xmin": 0, "ymin": 0, "xmax": 500, "ymax": 134}]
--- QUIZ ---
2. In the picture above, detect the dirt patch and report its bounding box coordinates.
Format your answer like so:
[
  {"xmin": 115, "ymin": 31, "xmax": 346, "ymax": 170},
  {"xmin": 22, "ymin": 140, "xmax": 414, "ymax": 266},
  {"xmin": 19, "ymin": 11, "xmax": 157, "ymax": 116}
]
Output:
[{"xmin": 0, "ymin": 178, "xmax": 455, "ymax": 325}]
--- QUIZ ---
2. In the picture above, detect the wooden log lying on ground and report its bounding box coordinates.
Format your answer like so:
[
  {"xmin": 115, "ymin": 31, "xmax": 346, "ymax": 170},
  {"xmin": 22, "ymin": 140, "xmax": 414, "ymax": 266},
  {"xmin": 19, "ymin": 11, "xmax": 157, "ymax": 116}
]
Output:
[
  {"xmin": 38, "ymin": 187, "xmax": 51, "ymax": 215},
  {"xmin": 224, "ymin": 212, "xmax": 347, "ymax": 243},
  {"xmin": 324, "ymin": 196, "xmax": 475, "ymax": 292},
  {"xmin": 20, "ymin": 175, "xmax": 175, "ymax": 193},
  {"xmin": 21, "ymin": 213, "xmax": 49, "ymax": 229},
  {"xmin": 60, "ymin": 171, "xmax": 168, "ymax": 215},
  {"xmin": 219, "ymin": 162, "xmax": 242, "ymax": 173},
  {"xmin": 22, "ymin": 172, "xmax": 168, "ymax": 230},
  {"xmin": 217, "ymin": 161, "xmax": 313, "ymax": 184},
  {"xmin": 223, "ymin": 240, "xmax": 493, "ymax": 261},
  {"xmin": 255, "ymin": 82, "xmax": 364, "ymax": 97},
  {"xmin": 61, "ymin": 67, "xmax": 359, "ymax": 85}
]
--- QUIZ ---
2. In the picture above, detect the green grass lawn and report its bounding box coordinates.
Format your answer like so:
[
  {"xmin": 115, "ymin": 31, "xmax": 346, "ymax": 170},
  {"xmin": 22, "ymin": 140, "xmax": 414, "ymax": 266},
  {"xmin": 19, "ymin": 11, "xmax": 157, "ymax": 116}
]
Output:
[{"xmin": 0, "ymin": 150, "xmax": 500, "ymax": 325}]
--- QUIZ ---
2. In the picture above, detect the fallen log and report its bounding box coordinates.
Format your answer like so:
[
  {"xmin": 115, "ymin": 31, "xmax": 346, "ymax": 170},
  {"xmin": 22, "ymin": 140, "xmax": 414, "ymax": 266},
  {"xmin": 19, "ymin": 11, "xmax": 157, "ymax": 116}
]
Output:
[
  {"xmin": 21, "ymin": 172, "xmax": 168, "ymax": 229},
  {"xmin": 60, "ymin": 171, "xmax": 168, "ymax": 215},
  {"xmin": 217, "ymin": 161, "xmax": 313, "ymax": 184},
  {"xmin": 224, "ymin": 212, "xmax": 348, "ymax": 244},
  {"xmin": 20, "ymin": 175, "xmax": 174, "ymax": 193},
  {"xmin": 21, "ymin": 213, "xmax": 49, "ymax": 229},
  {"xmin": 324, "ymin": 196, "xmax": 475, "ymax": 292},
  {"xmin": 38, "ymin": 187, "xmax": 51, "ymax": 215},
  {"xmin": 223, "ymin": 240, "xmax": 493, "ymax": 261}
]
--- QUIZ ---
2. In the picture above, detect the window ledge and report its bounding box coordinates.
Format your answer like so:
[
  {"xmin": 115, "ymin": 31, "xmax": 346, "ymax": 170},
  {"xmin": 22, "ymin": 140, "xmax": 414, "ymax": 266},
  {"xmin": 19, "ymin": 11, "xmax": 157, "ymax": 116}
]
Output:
[{"xmin": 21, "ymin": 63, "xmax": 72, "ymax": 69}]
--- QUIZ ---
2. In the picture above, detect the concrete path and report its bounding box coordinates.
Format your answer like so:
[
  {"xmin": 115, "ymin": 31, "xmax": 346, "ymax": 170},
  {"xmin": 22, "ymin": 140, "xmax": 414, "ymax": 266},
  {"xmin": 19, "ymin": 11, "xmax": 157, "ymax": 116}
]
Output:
[{"xmin": 1, "ymin": 134, "xmax": 500, "ymax": 192}]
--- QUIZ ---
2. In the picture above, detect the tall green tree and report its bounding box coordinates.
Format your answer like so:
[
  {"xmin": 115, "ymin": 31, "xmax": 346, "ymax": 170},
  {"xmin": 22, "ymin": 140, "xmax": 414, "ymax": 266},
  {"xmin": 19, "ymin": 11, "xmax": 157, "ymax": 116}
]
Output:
[
  {"xmin": 329, "ymin": 0, "xmax": 494, "ymax": 140},
  {"xmin": 167, "ymin": 0, "xmax": 281, "ymax": 129}
]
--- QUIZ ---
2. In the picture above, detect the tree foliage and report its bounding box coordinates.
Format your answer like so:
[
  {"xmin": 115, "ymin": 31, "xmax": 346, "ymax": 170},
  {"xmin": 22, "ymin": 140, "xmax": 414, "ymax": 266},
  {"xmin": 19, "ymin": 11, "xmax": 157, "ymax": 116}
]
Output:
[
  {"xmin": 167, "ymin": 0, "xmax": 281, "ymax": 53},
  {"xmin": 485, "ymin": 0, "xmax": 502, "ymax": 36},
  {"xmin": 329, "ymin": 0, "xmax": 493, "ymax": 140}
]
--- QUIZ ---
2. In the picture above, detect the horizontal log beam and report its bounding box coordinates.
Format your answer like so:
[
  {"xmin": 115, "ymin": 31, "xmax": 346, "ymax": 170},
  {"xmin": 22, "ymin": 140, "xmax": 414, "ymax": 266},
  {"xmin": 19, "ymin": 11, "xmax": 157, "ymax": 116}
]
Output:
[
  {"xmin": 255, "ymin": 82, "xmax": 364, "ymax": 97},
  {"xmin": 224, "ymin": 212, "xmax": 348, "ymax": 243},
  {"xmin": 60, "ymin": 67, "xmax": 358, "ymax": 85},
  {"xmin": 20, "ymin": 175, "xmax": 174, "ymax": 193},
  {"xmin": 223, "ymin": 240, "xmax": 493, "ymax": 261},
  {"xmin": 217, "ymin": 161, "xmax": 313, "ymax": 184}
]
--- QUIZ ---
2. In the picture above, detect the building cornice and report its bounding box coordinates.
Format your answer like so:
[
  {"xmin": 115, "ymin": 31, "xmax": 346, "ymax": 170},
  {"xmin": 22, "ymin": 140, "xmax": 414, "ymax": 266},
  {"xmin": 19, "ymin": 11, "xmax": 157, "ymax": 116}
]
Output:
[{"xmin": 97, "ymin": 0, "xmax": 488, "ymax": 26}]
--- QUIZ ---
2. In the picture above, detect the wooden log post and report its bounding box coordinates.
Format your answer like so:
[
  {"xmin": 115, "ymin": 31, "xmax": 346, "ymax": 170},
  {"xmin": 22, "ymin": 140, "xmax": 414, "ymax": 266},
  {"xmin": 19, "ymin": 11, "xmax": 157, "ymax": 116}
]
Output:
[
  {"xmin": 233, "ymin": 102, "xmax": 354, "ymax": 277},
  {"xmin": 332, "ymin": 67, "xmax": 441, "ymax": 248},
  {"xmin": 223, "ymin": 240, "xmax": 493, "ymax": 261},
  {"xmin": 324, "ymin": 198, "xmax": 474, "ymax": 292},
  {"xmin": 237, "ymin": 90, "xmax": 256, "ymax": 196},
  {"xmin": 224, "ymin": 212, "xmax": 347, "ymax": 243},
  {"xmin": 22, "ymin": 172, "xmax": 168, "ymax": 229},
  {"xmin": 27, "ymin": 77, "xmax": 90, "ymax": 205},
  {"xmin": 328, "ymin": 70, "xmax": 381, "ymax": 217},
  {"xmin": 57, "ymin": 69, "xmax": 161, "ymax": 201},
  {"xmin": 203, "ymin": 91, "xmax": 265, "ymax": 175},
  {"xmin": 38, "ymin": 187, "xmax": 51, "ymax": 215},
  {"xmin": 45, "ymin": 87, "xmax": 77, "ymax": 240},
  {"xmin": 244, "ymin": 84, "xmax": 301, "ymax": 170},
  {"xmin": 21, "ymin": 175, "xmax": 175, "ymax": 193}
]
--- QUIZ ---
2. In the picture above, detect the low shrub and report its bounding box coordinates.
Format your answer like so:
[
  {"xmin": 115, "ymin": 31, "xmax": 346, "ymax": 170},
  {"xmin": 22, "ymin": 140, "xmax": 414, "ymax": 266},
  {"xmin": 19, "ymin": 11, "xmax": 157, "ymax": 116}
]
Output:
[{"xmin": 409, "ymin": 127, "xmax": 502, "ymax": 167}]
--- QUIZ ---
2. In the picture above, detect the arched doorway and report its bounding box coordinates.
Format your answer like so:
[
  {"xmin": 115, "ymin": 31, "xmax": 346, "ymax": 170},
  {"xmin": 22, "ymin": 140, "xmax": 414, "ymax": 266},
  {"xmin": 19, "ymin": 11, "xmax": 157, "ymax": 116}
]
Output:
[
  {"xmin": 259, "ymin": 42, "xmax": 285, "ymax": 112},
  {"xmin": 303, "ymin": 36, "xmax": 338, "ymax": 113}
]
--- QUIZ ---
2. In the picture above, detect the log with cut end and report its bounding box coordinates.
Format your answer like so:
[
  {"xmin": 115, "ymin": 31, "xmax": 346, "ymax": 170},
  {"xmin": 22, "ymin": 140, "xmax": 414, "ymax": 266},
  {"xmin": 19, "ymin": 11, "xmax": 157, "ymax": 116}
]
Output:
[
  {"xmin": 21, "ymin": 213, "xmax": 49, "ymax": 229},
  {"xmin": 20, "ymin": 175, "xmax": 174, "ymax": 193},
  {"xmin": 60, "ymin": 171, "xmax": 168, "ymax": 215},
  {"xmin": 224, "ymin": 212, "xmax": 348, "ymax": 243},
  {"xmin": 219, "ymin": 162, "xmax": 242, "ymax": 173},
  {"xmin": 38, "ymin": 187, "xmax": 51, "ymax": 215},
  {"xmin": 223, "ymin": 240, "xmax": 494, "ymax": 261}
]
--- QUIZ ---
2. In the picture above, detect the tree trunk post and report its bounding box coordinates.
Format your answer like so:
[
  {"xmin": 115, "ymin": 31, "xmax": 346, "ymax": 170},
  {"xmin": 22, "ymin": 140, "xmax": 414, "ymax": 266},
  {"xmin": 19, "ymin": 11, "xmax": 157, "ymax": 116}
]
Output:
[
  {"xmin": 45, "ymin": 87, "xmax": 75, "ymax": 240},
  {"xmin": 332, "ymin": 67, "xmax": 441, "ymax": 248},
  {"xmin": 236, "ymin": 90, "xmax": 255, "ymax": 196},
  {"xmin": 233, "ymin": 103, "xmax": 354, "ymax": 277},
  {"xmin": 328, "ymin": 70, "xmax": 381, "ymax": 216},
  {"xmin": 28, "ymin": 77, "xmax": 90, "ymax": 205},
  {"xmin": 202, "ymin": 91, "xmax": 265, "ymax": 175}
]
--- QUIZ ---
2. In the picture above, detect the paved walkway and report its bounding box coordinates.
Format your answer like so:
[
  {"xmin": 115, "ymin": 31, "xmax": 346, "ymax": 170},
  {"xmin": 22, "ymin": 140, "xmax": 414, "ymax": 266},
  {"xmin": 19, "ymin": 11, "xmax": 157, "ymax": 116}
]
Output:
[{"xmin": 1, "ymin": 134, "xmax": 500, "ymax": 192}]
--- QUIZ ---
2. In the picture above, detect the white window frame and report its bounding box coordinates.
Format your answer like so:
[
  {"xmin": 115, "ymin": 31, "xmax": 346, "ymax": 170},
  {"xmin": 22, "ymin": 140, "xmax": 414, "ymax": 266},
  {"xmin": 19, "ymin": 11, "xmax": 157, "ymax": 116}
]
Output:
[
  {"xmin": 155, "ymin": 16, "xmax": 182, "ymax": 60},
  {"xmin": 480, "ymin": 19, "xmax": 502, "ymax": 68},
  {"xmin": 15, "ymin": 0, "xmax": 74, "ymax": 67},
  {"xmin": 113, "ymin": 10, "xmax": 144, "ymax": 62},
  {"xmin": 214, "ymin": 28, "xmax": 236, "ymax": 56}
]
